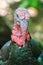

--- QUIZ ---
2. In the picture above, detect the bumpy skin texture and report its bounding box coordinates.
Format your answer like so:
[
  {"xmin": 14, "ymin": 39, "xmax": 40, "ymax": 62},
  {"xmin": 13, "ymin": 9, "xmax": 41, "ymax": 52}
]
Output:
[{"xmin": 11, "ymin": 7, "xmax": 30, "ymax": 47}]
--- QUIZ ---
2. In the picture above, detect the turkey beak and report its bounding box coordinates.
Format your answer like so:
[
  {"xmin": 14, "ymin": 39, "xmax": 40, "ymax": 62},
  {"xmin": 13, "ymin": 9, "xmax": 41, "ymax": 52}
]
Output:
[{"xmin": 17, "ymin": 21, "xmax": 20, "ymax": 25}]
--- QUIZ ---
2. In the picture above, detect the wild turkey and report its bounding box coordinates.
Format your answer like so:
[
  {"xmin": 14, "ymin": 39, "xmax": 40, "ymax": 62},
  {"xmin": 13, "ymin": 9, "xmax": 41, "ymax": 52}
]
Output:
[{"xmin": 0, "ymin": 7, "xmax": 40, "ymax": 65}]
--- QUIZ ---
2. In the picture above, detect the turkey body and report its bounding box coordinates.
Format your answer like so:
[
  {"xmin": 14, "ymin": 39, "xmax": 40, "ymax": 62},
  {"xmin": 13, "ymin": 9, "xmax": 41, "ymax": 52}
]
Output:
[
  {"xmin": 0, "ymin": 40, "xmax": 37, "ymax": 65},
  {"xmin": 5, "ymin": 41, "xmax": 35, "ymax": 65}
]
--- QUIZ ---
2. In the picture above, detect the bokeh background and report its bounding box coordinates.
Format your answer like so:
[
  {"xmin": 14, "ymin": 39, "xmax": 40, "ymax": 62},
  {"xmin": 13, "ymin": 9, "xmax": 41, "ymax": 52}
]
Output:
[{"xmin": 0, "ymin": 0, "xmax": 43, "ymax": 48}]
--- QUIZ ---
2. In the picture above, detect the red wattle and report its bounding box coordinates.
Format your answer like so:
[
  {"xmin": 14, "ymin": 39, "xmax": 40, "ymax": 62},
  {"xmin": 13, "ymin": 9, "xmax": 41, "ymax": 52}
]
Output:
[{"xmin": 11, "ymin": 24, "xmax": 30, "ymax": 47}]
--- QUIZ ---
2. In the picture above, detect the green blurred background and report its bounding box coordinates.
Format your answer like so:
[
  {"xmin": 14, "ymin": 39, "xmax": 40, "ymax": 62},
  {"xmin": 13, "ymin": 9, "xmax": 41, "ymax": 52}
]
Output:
[{"xmin": 0, "ymin": 0, "xmax": 43, "ymax": 48}]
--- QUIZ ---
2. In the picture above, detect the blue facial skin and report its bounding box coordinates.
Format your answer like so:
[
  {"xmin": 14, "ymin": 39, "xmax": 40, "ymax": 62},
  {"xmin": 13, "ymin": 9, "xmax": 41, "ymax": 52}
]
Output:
[
  {"xmin": 14, "ymin": 7, "xmax": 28, "ymax": 22},
  {"xmin": 14, "ymin": 7, "xmax": 29, "ymax": 35},
  {"xmin": 20, "ymin": 19, "xmax": 28, "ymax": 31}
]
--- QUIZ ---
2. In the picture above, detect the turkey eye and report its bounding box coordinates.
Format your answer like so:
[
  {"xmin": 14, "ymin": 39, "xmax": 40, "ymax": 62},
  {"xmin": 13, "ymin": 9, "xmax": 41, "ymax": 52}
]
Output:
[{"xmin": 17, "ymin": 14, "xmax": 19, "ymax": 18}]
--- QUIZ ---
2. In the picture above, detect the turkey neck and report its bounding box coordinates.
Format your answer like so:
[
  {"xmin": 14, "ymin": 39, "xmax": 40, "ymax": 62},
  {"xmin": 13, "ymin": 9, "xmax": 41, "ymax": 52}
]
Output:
[{"xmin": 14, "ymin": 19, "xmax": 28, "ymax": 36}]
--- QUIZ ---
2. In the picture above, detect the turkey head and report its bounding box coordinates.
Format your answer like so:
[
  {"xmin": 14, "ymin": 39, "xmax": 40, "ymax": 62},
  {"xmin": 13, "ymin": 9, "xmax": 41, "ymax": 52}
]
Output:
[{"xmin": 11, "ymin": 7, "xmax": 30, "ymax": 47}]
